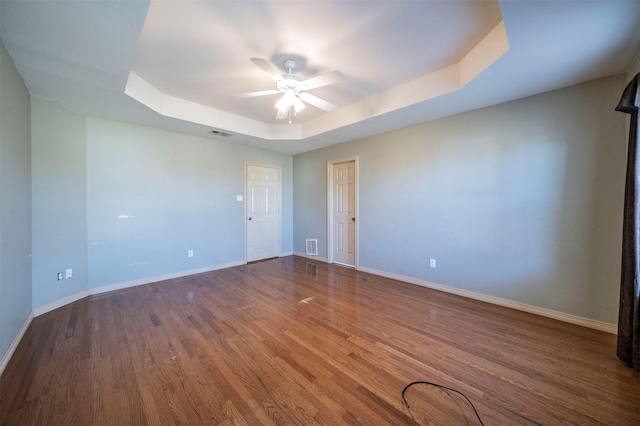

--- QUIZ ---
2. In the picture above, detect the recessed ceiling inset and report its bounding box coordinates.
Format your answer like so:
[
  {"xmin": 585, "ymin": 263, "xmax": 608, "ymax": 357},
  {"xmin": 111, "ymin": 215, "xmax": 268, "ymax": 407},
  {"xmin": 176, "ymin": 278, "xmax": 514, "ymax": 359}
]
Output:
[{"xmin": 125, "ymin": 0, "xmax": 509, "ymax": 141}]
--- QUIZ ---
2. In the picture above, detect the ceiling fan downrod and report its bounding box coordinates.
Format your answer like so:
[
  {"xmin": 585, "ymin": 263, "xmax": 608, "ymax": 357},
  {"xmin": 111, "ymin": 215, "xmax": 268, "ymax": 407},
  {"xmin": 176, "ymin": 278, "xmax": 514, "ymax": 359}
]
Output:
[{"xmin": 283, "ymin": 59, "xmax": 297, "ymax": 74}]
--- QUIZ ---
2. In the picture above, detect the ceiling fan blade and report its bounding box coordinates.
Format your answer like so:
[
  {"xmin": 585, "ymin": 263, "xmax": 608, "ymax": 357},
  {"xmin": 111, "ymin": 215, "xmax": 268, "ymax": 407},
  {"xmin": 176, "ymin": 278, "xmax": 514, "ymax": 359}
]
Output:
[
  {"xmin": 301, "ymin": 70, "xmax": 345, "ymax": 90},
  {"xmin": 276, "ymin": 107, "xmax": 288, "ymax": 120},
  {"xmin": 230, "ymin": 89, "xmax": 280, "ymax": 99},
  {"xmin": 251, "ymin": 57, "xmax": 284, "ymax": 83},
  {"xmin": 299, "ymin": 92, "xmax": 339, "ymax": 113}
]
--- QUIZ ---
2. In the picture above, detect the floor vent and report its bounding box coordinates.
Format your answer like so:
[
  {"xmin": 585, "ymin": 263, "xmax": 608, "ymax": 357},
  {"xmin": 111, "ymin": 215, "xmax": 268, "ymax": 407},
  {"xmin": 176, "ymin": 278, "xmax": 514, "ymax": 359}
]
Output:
[{"xmin": 305, "ymin": 239, "xmax": 318, "ymax": 256}]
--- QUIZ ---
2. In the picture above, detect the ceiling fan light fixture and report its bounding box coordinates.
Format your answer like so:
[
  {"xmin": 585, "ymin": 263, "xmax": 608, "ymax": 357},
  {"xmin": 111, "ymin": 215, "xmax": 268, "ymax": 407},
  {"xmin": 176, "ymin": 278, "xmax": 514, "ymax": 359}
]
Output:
[
  {"xmin": 275, "ymin": 89, "xmax": 305, "ymax": 114},
  {"xmin": 292, "ymin": 96, "xmax": 306, "ymax": 113},
  {"xmin": 275, "ymin": 92, "xmax": 291, "ymax": 112},
  {"xmin": 236, "ymin": 57, "xmax": 343, "ymax": 121}
]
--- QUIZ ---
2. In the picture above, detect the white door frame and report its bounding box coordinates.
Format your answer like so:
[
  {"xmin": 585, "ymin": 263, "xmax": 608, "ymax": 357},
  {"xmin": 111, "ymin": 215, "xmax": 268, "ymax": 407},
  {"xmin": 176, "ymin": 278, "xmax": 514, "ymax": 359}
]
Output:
[
  {"xmin": 327, "ymin": 156, "xmax": 359, "ymax": 267},
  {"xmin": 244, "ymin": 162, "xmax": 282, "ymax": 262}
]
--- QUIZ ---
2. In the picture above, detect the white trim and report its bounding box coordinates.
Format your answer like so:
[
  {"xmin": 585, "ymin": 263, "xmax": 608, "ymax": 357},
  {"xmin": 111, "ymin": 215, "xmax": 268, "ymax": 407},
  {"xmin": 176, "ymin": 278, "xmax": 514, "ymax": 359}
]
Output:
[
  {"xmin": 0, "ymin": 311, "xmax": 33, "ymax": 376},
  {"xmin": 33, "ymin": 260, "xmax": 245, "ymax": 317},
  {"xmin": 294, "ymin": 251, "xmax": 329, "ymax": 263},
  {"xmin": 357, "ymin": 265, "xmax": 618, "ymax": 334},
  {"xmin": 7, "ymin": 257, "xmax": 616, "ymax": 377},
  {"xmin": 33, "ymin": 290, "xmax": 90, "ymax": 317},
  {"xmin": 280, "ymin": 251, "xmax": 293, "ymax": 257}
]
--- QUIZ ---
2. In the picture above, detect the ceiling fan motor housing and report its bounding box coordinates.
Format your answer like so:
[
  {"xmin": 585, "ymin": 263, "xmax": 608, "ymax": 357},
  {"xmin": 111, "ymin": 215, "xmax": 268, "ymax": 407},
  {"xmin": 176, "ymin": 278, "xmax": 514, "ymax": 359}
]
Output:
[
  {"xmin": 233, "ymin": 57, "xmax": 343, "ymax": 120},
  {"xmin": 277, "ymin": 74, "xmax": 302, "ymax": 92}
]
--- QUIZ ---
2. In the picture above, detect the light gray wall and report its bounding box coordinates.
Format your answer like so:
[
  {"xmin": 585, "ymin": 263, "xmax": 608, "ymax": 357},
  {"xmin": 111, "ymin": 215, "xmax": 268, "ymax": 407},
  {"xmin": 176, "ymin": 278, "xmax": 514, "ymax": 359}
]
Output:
[
  {"xmin": 0, "ymin": 41, "xmax": 32, "ymax": 360},
  {"xmin": 627, "ymin": 49, "xmax": 640, "ymax": 78},
  {"xmin": 30, "ymin": 100, "xmax": 293, "ymax": 308},
  {"xmin": 293, "ymin": 75, "xmax": 627, "ymax": 324},
  {"xmin": 86, "ymin": 117, "xmax": 293, "ymax": 289},
  {"xmin": 31, "ymin": 97, "xmax": 88, "ymax": 309}
]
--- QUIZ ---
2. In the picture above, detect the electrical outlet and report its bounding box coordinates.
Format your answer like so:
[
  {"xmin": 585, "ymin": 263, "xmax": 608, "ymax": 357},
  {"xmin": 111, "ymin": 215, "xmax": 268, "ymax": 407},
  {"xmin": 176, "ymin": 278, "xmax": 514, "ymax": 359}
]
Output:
[
  {"xmin": 429, "ymin": 259, "xmax": 436, "ymax": 268},
  {"xmin": 65, "ymin": 268, "xmax": 73, "ymax": 279},
  {"xmin": 188, "ymin": 250, "xmax": 194, "ymax": 258},
  {"xmin": 57, "ymin": 272, "xmax": 63, "ymax": 281}
]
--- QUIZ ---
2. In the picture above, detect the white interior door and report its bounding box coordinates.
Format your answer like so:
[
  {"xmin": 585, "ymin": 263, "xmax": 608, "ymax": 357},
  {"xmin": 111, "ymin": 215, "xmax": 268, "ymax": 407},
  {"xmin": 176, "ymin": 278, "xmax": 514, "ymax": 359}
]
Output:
[
  {"xmin": 332, "ymin": 160, "xmax": 356, "ymax": 266},
  {"xmin": 246, "ymin": 164, "xmax": 280, "ymax": 262}
]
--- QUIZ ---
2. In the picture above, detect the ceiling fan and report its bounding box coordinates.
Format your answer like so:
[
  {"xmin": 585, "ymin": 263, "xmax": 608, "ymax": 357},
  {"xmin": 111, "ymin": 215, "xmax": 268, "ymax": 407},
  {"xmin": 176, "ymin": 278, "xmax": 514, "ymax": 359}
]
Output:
[{"xmin": 232, "ymin": 58, "xmax": 345, "ymax": 123}]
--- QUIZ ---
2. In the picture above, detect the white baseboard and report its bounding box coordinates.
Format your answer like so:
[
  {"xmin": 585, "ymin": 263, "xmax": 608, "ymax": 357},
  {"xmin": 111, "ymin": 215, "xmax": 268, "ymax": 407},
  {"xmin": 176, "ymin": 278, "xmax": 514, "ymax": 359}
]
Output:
[
  {"xmin": 26, "ymin": 257, "xmax": 617, "ymax": 361},
  {"xmin": 357, "ymin": 266, "xmax": 618, "ymax": 334},
  {"xmin": 33, "ymin": 260, "xmax": 246, "ymax": 317},
  {"xmin": 280, "ymin": 251, "xmax": 293, "ymax": 257},
  {"xmin": 0, "ymin": 311, "xmax": 33, "ymax": 377},
  {"xmin": 293, "ymin": 251, "xmax": 328, "ymax": 263},
  {"xmin": 33, "ymin": 290, "xmax": 90, "ymax": 317}
]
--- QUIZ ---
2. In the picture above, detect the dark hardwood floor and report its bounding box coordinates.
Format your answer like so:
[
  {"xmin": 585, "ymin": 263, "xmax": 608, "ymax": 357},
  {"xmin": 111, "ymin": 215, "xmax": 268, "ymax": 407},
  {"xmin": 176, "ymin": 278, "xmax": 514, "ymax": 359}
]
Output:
[{"xmin": 1, "ymin": 256, "xmax": 639, "ymax": 425}]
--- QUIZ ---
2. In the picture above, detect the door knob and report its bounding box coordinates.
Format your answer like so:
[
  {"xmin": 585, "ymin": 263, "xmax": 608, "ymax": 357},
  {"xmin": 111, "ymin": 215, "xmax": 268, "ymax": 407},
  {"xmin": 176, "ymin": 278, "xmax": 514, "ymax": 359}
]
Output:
[
  {"xmin": 248, "ymin": 217, "xmax": 252, "ymax": 221},
  {"xmin": 351, "ymin": 217, "xmax": 356, "ymax": 222}
]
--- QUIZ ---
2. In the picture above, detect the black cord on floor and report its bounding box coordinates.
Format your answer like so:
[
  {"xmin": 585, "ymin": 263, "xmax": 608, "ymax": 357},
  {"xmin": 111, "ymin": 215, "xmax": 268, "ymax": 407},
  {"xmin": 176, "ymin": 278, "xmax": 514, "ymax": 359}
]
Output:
[{"xmin": 401, "ymin": 380, "xmax": 485, "ymax": 426}]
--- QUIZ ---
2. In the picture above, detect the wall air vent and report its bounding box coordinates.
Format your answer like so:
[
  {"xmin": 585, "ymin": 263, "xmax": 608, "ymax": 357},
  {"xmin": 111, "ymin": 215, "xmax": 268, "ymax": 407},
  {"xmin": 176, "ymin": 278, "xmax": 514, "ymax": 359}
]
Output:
[
  {"xmin": 305, "ymin": 239, "xmax": 318, "ymax": 256},
  {"xmin": 208, "ymin": 129, "xmax": 232, "ymax": 137}
]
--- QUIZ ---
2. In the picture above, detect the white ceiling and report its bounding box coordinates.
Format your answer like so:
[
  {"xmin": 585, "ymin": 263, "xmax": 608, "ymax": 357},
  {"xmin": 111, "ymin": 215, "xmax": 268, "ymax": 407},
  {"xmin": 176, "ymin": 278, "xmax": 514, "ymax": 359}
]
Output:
[{"xmin": 1, "ymin": 0, "xmax": 639, "ymax": 155}]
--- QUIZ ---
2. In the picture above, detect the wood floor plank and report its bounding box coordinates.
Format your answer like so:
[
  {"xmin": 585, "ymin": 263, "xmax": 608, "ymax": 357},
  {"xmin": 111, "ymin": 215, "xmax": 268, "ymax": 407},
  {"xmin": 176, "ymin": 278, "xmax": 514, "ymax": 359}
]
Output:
[{"xmin": 2, "ymin": 256, "xmax": 640, "ymax": 425}]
